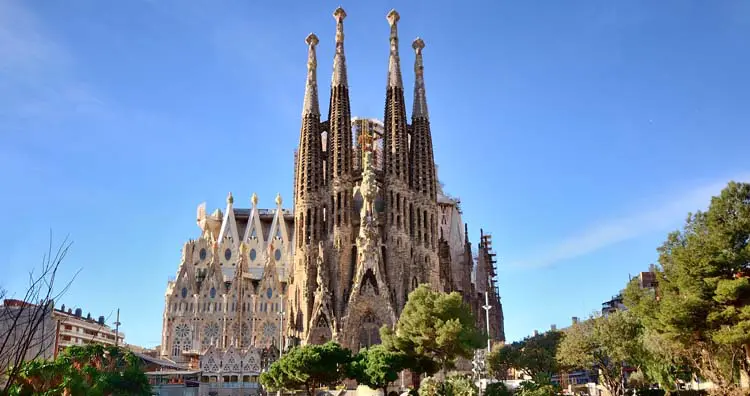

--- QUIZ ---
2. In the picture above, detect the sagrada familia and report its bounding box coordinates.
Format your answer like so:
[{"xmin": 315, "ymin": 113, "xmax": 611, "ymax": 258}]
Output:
[{"xmin": 160, "ymin": 8, "xmax": 504, "ymax": 381}]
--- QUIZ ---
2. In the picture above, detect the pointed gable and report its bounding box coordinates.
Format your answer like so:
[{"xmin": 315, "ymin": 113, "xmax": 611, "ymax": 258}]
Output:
[
  {"xmin": 266, "ymin": 193, "xmax": 291, "ymax": 281},
  {"xmin": 218, "ymin": 192, "xmax": 240, "ymax": 248},
  {"xmin": 242, "ymin": 193, "xmax": 266, "ymax": 279}
]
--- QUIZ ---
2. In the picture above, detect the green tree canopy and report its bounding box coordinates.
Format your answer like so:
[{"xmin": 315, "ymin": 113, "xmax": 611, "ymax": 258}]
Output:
[
  {"xmin": 418, "ymin": 375, "xmax": 478, "ymax": 396},
  {"xmin": 381, "ymin": 285, "xmax": 484, "ymax": 387},
  {"xmin": 487, "ymin": 330, "xmax": 562, "ymax": 381},
  {"xmin": 624, "ymin": 182, "xmax": 750, "ymax": 390},
  {"xmin": 259, "ymin": 341, "xmax": 351, "ymax": 396},
  {"xmin": 348, "ymin": 345, "xmax": 406, "ymax": 395},
  {"xmin": 557, "ymin": 311, "xmax": 644, "ymax": 396},
  {"xmin": 6, "ymin": 344, "xmax": 151, "ymax": 396}
]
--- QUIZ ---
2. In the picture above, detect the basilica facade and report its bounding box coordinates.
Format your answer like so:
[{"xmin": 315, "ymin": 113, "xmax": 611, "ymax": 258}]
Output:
[{"xmin": 160, "ymin": 8, "xmax": 504, "ymax": 379}]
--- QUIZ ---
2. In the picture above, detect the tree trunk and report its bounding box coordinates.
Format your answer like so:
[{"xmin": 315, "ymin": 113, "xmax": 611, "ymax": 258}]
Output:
[{"xmin": 411, "ymin": 370, "xmax": 421, "ymax": 389}]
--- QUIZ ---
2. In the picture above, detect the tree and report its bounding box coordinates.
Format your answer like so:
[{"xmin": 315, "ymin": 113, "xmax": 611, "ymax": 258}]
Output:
[
  {"xmin": 625, "ymin": 182, "xmax": 750, "ymax": 392},
  {"xmin": 557, "ymin": 311, "xmax": 644, "ymax": 396},
  {"xmin": 259, "ymin": 341, "xmax": 351, "ymax": 396},
  {"xmin": 1, "ymin": 235, "xmax": 78, "ymax": 393},
  {"xmin": 623, "ymin": 279, "xmax": 694, "ymax": 393},
  {"xmin": 487, "ymin": 330, "xmax": 562, "ymax": 381},
  {"xmin": 348, "ymin": 345, "xmax": 406, "ymax": 395},
  {"xmin": 418, "ymin": 375, "xmax": 478, "ymax": 396},
  {"xmin": 6, "ymin": 344, "xmax": 151, "ymax": 395},
  {"xmin": 381, "ymin": 285, "xmax": 484, "ymax": 388}
]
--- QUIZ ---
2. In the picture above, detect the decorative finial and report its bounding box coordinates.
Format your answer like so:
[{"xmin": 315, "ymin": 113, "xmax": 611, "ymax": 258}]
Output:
[
  {"xmin": 251, "ymin": 192, "xmax": 258, "ymax": 207},
  {"xmin": 275, "ymin": 193, "xmax": 282, "ymax": 207},
  {"xmin": 387, "ymin": 9, "xmax": 400, "ymax": 26},
  {"xmin": 240, "ymin": 242, "xmax": 249, "ymax": 255},
  {"xmin": 227, "ymin": 192, "xmax": 234, "ymax": 205},
  {"xmin": 333, "ymin": 7, "xmax": 346, "ymax": 23},
  {"xmin": 412, "ymin": 37, "xmax": 425, "ymax": 53},
  {"xmin": 305, "ymin": 33, "xmax": 319, "ymax": 48}
]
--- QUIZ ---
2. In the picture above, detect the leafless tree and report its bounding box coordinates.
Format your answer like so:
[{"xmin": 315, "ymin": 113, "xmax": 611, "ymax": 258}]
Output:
[{"xmin": 0, "ymin": 233, "xmax": 78, "ymax": 393}]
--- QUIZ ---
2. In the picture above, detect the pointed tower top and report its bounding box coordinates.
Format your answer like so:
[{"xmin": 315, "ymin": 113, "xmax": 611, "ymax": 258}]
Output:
[
  {"xmin": 331, "ymin": 7, "xmax": 348, "ymax": 87},
  {"xmin": 275, "ymin": 193, "xmax": 283, "ymax": 207},
  {"xmin": 227, "ymin": 192, "xmax": 234, "ymax": 205},
  {"xmin": 302, "ymin": 33, "xmax": 320, "ymax": 115},
  {"xmin": 387, "ymin": 9, "xmax": 400, "ymax": 25},
  {"xmin": 386, "ymin": 9, "xmax": 403, "ymax": 88},
  {"xmin": 333, "ymin": 6, "xmax": 346, "ymax": 21},
  {"xmin": 412, "ymin": 37, "xmax": 428, "ymax": 119},
  {"xmin": 251, "ymin": 192, "xmax": 258, "ymax": 207}
]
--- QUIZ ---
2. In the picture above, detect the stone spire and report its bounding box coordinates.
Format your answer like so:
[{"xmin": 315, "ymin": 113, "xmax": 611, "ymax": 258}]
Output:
[
  {"xmin": 331, "ymin": 7, "xmax": 348, "ymax": 87},
  {"xmin": 386, "ymin": 10, "xmax": 403, "ymax": 88},
  {"xmin": 409, "ymin": 37, "xmax": 437, "ymax": 200},
  {"xmin": 412, "ymin": 37, "xmax": 428, "ymax": 119},
  {"xmin": 383, "ymin": 9, "xmax": 409, "ymax": 185},
  {"xmin": 327, "ymin": 6, "xmax": 354, "ymax": 231},
  {"xmin": 302, "ymin": 33, "xmax": 320, "ymax": 116},
  {"xmin": 295, "ymin": 32, "xmax": 325, "ymax": 223}
]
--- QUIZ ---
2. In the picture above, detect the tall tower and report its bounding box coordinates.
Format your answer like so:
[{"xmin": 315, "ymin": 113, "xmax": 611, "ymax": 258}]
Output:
[
  {"xmin": 290, "ymin": 32, "xmax": 325, "ymax": 343},
  {"xmin": 326, "ymin": 7, "xmax": 356, "ymax": 319},
  {"xmin": 409, "ymin": 37, "xmax": 441, "ymax": 290},
  {"xmin": 382, "ymin": 10, "xmax": 413, "ymax": 311}
]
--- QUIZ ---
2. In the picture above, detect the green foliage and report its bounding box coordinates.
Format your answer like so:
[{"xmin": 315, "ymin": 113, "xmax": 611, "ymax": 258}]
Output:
[
  {"xmin": 515, "ymin": 375, "xmax": 559, "ymax": 396},
  {"xmin": 348, "ymin": 345, "xmax": 406, "ymax": 393},
  {"xmin": 259, "ymin": 341, "xmax": 351, "ymax": 396},
  {"xmin": 418, "ymin": 375, "xmax": 478, "ymax": 396},
  {"xmin": 485, "ymin": 382, "xmax": 514, "ymax": 396},
  {"xmin": 557, "ymin": 311, "xmax": 643, "ymax": 396},
  {"xmin": 381, "ymin": 285, "xmax": 484, "ymax": 378},
  {"xmin": 487, "ymin": 331, "xmax": 562, "ymax": 381},
  {"xmin": 623, "ymin": 182, "xmax": 750, "ymax": 389},
  {"xmin": 6, "ymin": 344, "xmax": 151, "ymax": 396}
]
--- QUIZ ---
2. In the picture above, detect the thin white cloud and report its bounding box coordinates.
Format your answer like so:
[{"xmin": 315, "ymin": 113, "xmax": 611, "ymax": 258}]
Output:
[{"xmin": 510, "ymin": 174, "xmax": 750, "ymax": 269}]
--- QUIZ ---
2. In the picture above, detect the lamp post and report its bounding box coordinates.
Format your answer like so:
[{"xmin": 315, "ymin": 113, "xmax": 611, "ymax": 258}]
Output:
[{"xmin": 482, "ymin": 291, "xmax": 492, "ymax": 353}]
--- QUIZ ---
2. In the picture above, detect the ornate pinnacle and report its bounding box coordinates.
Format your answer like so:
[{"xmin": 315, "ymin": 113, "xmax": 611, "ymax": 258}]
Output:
[
  {"xmin": 227, "ymin": 192, "xmax": 234, "ymax": 205},
  {"xmin": 275, "ymin": 193, "xmax": 282, "ymax": 207},
  {"xmin": 305, "ymin": 32, "xmax": 319, "ymax": 48},
  {"xmin": 333, "ymin": 7, "xmax": 346, "ymax": 24},
  {"xmin": 413, "ymin": 37, "xmax": 425, "ymax": 54},
  {"xmin": 387, "ymin": 9, "xmax": 400, "ymax": 26},
  {"xmin": 251, "ymin": 192, "xmax": 258, "ymax": 207},
  {"xmin": 331, "ymin": 7, "xmax": 348, "ymax": 87},
  {"xmin": 412, "ymin": 37, "xmax": 428, "ymax": 119},
  {"xmin": 386, "ymin": 10, "xmax": 403, "ymax": 89},
  {"xmin": 239, "ymin": 242, "xmax": 249, "ymax": 255},
  {"xmin": 302, "ymin": 33, "xmax": 320, "ymax": 115}
]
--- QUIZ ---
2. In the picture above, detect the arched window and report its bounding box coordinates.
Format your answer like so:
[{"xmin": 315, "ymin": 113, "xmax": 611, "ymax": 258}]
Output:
[{"xmin": 412, "ymin": 276, "xmax": 418, "ymax": 291}]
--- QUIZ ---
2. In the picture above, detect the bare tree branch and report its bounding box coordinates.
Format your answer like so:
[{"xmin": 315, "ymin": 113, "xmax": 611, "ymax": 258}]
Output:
[{"xmin": 0, "ymin": 233, "xmax": 78, "ymax": 394}]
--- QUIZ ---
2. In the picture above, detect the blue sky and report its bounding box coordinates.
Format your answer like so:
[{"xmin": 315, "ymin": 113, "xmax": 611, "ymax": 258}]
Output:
[{"xmin": 1, "ymin": 0, "xmax": 749, "ymax": 348}]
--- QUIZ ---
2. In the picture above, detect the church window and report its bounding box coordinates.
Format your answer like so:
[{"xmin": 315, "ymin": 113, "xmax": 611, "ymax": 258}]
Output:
[
  {"xmin": 412, "ymin": 277, "xmax": 418, "ymax": 290},
  {"xmin": 210, "ymin": 287, "xmax": 216, "ymax": 298},
  {"xmin": 275, "ymin": 249, "xmax": 281, "ymax": 261},
  {"xmin": 250, "ymin": 249, "xmax": 256, "ymax": 261},
  {"xmin": 266, "ymin": 287, "xmax": 273, "ymax": 299},
  {"xmin": 172, "ymin": 341, "xmax": 180, "ymax": 357},
  {"xmin": 189, "ymin": 303, "xmax": 193, "ymax": 312},
  {"xmin": 225, "ymin": 248, "xmax": 232, "ymax": 261},
  {"xmin": 199, "ymin": 248, "xmax": 207, "ymax": 261},
  {"xmin": 181, "ymin": 287, "xmax": 188, "ymax": 298}
]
